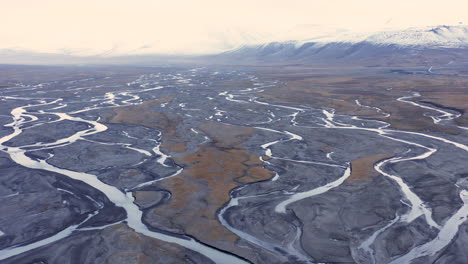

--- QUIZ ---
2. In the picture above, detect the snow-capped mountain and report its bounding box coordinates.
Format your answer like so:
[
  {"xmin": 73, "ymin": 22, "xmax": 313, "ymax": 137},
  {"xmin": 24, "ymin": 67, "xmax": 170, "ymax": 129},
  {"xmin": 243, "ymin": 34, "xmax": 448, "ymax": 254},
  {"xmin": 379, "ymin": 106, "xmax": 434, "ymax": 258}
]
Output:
[
  {"xmin": 229, "ymin": 25, "xmax": 468, "ymax": 53},
  {"xmin": 364, "ymin": 25, "xmax": 468, "ymax": 47},
  {"xmin": 208, "ymin": 25, "xmax": 468, "ymax": 66},
  {"xmin": 1, "ymin": 25, "xmax": 468, "ymax": 65}
]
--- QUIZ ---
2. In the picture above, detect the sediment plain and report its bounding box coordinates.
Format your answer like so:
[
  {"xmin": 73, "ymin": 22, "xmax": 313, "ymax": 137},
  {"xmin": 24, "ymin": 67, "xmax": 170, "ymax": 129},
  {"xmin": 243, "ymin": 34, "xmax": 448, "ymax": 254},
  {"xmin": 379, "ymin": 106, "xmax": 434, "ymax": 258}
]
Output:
[{"xmin": 0, "ymin": 64, "xmax": 467, "ymax": 264}]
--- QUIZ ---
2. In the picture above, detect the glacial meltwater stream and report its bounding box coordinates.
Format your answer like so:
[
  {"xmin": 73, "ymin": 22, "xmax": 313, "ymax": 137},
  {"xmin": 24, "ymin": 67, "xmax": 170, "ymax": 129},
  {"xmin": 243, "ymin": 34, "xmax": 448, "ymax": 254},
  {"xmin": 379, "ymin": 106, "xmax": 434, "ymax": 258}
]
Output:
[
  {"xmin": 0, "ymin": 82, "xmax": 250, "ymax": 263},
  {"xmin": 1, "ymin": 70, "xmax": 467, "ymax": 264}
]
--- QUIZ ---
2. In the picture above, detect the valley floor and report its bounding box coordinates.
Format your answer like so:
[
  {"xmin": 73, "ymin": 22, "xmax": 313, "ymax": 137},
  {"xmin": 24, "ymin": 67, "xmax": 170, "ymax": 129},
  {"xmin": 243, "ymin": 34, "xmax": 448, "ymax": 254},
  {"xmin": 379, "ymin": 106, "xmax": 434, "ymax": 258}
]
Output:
[{"xmin": 0, "ymin": 64, "xmax": 467, "ymax": 264}]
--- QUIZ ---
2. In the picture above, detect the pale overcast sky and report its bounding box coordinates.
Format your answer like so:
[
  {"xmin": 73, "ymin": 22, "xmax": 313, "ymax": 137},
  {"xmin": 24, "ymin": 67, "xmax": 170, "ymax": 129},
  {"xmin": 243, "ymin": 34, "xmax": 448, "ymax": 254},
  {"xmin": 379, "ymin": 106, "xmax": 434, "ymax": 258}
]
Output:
[{"xmin": 1, "ymin": 0, "xmax": 467, "ymax": 54}]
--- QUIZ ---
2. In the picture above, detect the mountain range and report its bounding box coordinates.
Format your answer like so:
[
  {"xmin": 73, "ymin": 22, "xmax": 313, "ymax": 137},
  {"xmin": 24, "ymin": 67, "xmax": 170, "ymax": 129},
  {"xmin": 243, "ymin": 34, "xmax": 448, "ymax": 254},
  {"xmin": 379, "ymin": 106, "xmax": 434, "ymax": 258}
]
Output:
[{"xmin": 1, "ymin": 25, "xmax": 468, "ymax": 66}]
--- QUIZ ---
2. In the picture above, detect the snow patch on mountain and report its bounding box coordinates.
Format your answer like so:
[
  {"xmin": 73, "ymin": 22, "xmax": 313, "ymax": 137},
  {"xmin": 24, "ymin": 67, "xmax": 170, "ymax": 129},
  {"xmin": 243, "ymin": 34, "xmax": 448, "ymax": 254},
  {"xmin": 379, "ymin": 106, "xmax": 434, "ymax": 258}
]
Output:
[
  {"xmin": 2, "ymin": 25, "xmax": 467, "ymax": 60},
  {"xmin": 244, "ymin": 25, "xmax": 468, "ymax": 51},
  {"xmin": 365, "ymin": 25, "xmax": 468, "ymax": 47}
]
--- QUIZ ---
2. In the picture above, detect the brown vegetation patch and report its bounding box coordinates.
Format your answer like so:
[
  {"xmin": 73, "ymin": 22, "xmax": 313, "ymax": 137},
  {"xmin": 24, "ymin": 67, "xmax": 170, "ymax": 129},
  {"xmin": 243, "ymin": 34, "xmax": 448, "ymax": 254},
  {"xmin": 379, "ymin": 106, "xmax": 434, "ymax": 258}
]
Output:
[
  {"xmin": 321, "ymin": 146, "xmax": 333, "ymax": 152},
  {"xmin": 150, "ymin": 122, "xmax": 274, "ymax": 252},
  {"xmin": 255, "ymin": 68, "xmax": 467, "ymax": 134},
  {"xmin": 198, "ymin": 121, "xmax": 255, "ymax": 147},
  {"xmin": 420, "ymin": 91, "xmax": 468, "ymax": 124},
  {"xmin": 102, "ymin": 98, "xmax": 187, "ymax": 153},
  {"xmin": 347, "ymin": 154, "xmax": 394, "ymax": 182},
  {"xmin": 134, "ymin": 191, "xmax": 165, "ymax": 209}
]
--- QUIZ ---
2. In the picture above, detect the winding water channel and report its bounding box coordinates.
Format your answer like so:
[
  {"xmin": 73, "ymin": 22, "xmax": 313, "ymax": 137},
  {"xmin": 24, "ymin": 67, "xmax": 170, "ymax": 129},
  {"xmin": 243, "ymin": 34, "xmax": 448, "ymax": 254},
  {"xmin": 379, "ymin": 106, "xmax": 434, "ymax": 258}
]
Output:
[{"xmin": 0, "ymin": 68, "xmax": 467, "ymax": 263}]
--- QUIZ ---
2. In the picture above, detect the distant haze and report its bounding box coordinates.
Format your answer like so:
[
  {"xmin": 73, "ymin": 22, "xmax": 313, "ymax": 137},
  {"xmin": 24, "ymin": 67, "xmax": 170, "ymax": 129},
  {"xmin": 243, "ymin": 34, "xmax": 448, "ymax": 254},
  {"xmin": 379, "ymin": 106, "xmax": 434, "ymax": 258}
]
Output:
[{"xmin": 2, "ymin": 0, "xmax": 468, "ymax": 55}]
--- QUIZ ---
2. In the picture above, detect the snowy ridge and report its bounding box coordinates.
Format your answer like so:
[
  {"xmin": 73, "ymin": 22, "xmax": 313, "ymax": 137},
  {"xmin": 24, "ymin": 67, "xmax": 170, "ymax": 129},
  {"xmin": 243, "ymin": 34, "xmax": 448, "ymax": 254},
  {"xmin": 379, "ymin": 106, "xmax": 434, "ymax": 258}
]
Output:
[
  {"xmin": 234, "ymin": 25, "xmax": 468, "ymax": 54},
  {"xmin": 2, "ymin": 25, "xmax": 468, "ymax": 65},
  {"xmin": 365, "ymin": 25, "xmax": 468, "ymax": 48}
]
